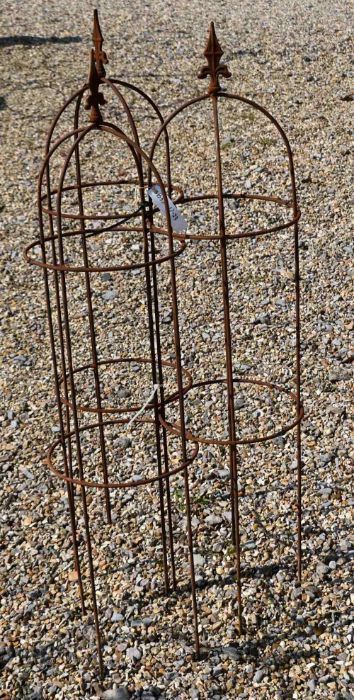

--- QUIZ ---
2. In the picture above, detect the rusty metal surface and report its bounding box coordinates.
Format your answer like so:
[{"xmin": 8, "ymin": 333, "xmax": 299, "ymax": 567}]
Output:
[{"xmin": 26, "ymin": 12, "xmax": 304, "ymax": 678}]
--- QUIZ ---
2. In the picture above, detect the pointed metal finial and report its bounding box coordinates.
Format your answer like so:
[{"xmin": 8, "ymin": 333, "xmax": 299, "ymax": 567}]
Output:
[
  {"xmin": 84, "ymin": 49, "xmax": 106, "ymax": 123},
  {"xmin": 198, "ymin": 22, "xmax": 231, "ymax": 95},
  {"xmin": 92, "ymin": 9, "xmax": 108, "ymax": 78}
]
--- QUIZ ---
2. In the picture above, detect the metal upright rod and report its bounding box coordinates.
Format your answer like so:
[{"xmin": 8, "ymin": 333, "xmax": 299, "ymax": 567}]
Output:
[
  {"xmin": 73, "ymin": 106, "xmax": 112, "ymax": 525},
  {"xmin": 139, "ymin": 183, "xmax": 171, "ymax": 594},
  {"xmin": 168, "ymin": 230, "xmax": 200, "ymax": 656},
  {"xmin": 39, "ymin": 162, "xmax": 86, "ymax": 613},
  {"xmin": 56, "ymin": 127, "xmax": 104, "ymax": 678},
  {"xmin": 293, "ymin": 218, "xmax": 302, "ymax": 582},
  {"xmin": 149, "ymin": 222, "xmax": 177, "ymax": 589},
  {"xmin": 212, "ymin": 93, "xmax": 243, "ymax": 633}
]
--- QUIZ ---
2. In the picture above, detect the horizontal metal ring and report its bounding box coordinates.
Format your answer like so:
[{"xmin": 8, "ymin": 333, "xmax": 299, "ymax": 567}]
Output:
[
  {"xmin": 59, "ymin": 356, "xmax": 193, "ymax": 415},
  {"xmin": 24, "ymin": 232, "xmax": 186, "ymax": 273},
  {"xmin": 159, "ymin": 376, "xmax": 304, "ymax": 446},
  {"xmin": 46, "ymin": 417, "xmax": 199, "ymax": 489},
  {"xmin": 150, "ymin": 192, "xmax": 301, "ymax": 241},
  {"xmin": 40, "ymin": 180, "xmax": 184, "ymax": 221}
]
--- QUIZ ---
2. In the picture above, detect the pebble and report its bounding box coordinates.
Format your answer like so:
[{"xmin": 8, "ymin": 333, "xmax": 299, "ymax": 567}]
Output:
[
  {"xmin": 221, "ymin": 646, "xmax": 240, "ymax": 660},
  {"xmin": 194, "ymin": 554, "xmax": 205, "ymax": 566},
  {"xmin": 253, "ymin": 669, "xmax": 266, "ymax": 684},
  {"xmin": 101, "ymin": 272, "xmax": 113, "ymax": 282},
  {"xmin": 316, "ymin": 562, "xmax": 330, "ymax": 576},
  {"xmin": 205, "ymin": 514, "xmax": 222, "ymax": 525},
  {"xmin": 103, "ymin": 290, "xmax": 118, "ymax": 301},
  {"xmin": 126, "ymin": 647, "xmax": 142, "ymax": 661},
  {"xmin": 102, "ymin": 690, "xmax": 130, "ymax": 700}
]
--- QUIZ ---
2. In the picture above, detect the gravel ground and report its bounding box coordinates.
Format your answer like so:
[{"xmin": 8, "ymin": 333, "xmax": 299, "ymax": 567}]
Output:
[{"xmin": 0, "ymin": 1, "xmax": 353, "ymax": 699}]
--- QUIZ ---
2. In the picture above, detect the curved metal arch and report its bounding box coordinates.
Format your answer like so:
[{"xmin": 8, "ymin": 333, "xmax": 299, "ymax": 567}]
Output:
[
  {"xmin": 45, "ymin": 82, "xmax": 141, "ymax": 159},
  {"xmin": 39, "ymin": 125, "xmax": 90, "ymax": 199},
  {"xmin": 44, "ymin": 78, "xmax": 172, "ymax": 186},
  {"xmin": 40, "ymin": 119, "xmax": 175, "ymax": 241},
  {"xmin": 54, "ymin": 125, "xmax": 145, "ymax": 261},
  {"xmin": 149, "ymin": 91, "xmax": 300, "ymax": 216},
  {"xmin": 108, "ymin": 78, "xmax": 172, "ymax": 193},
  {"xmin": 44, "ymin": 87, "xmax": 87, "ymax": 155},
  {"xmin": 97, "ymin": 121, "xmax": 176, "ymax": 237},
  {"xmin": 101, "ymin": 78, "xmax": 141, "ymax": 147}
]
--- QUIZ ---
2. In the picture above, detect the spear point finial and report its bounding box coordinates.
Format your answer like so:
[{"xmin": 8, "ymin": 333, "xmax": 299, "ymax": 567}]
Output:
[
  {"xmin": 92, "ymin": 9, "xmax": 108, "ymax": 78},
  {"xmin": 198, "ymin": 22, "xmax": 231, "ymax": 94},
  {"xmin": 85, "ymin": 49, "xmax": 106, "ymax": 123}
]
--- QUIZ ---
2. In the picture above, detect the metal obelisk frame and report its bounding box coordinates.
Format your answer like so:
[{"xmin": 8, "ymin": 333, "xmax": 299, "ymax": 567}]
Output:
[
  {"xmin": 26, "ymin": 11, "xmax": 304, "ymax": 678},
  {"xmin": 149, "ymin": 21, "xmax": 304, "ymax": 639}
]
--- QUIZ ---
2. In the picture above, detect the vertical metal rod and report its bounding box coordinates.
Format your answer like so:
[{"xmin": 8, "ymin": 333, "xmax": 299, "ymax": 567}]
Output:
[
  {"xmin": 73, "ymin": 109, "xmax": 112, "ymax": 524},
  {"xmin": 168, "ymin": 239, "xmax": 200, "ymax": 656},
  {"xmin": 139, "ymin": 184, "xmax": 171, "ymax": 594},
  {"xmin": 149, "ymin": 208, "xmax": 177, "ymax": 589},
  {"xmin": 284, "ymin": 135, "xmax": 303, "ymax": 584},
  {"xmin": 56, "ymin": 126, "xmax": 104, "ymax": 677},
  {"xmin": 293, "ymin": 220, "xmax": 302, "ymax": 582},
  {"xmin": 59, "ymin": 270, "xmax": 104, "ymax": 677},
  {"xmin": 212, "ymin": 93, "xmax": 242, "ymax": 633},
  {"xmin": 103, "ymin": 117, "xmax": 176, "ymax": 592},
  {"xmin": 41, "ymin": 161, "xmax": 85, "ymax": 613}
]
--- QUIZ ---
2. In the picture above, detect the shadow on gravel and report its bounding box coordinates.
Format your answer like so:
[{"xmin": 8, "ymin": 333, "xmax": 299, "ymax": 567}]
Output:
[{"xmin": 0, "ymin": 35, "xmax": 82, "ymax": 48}]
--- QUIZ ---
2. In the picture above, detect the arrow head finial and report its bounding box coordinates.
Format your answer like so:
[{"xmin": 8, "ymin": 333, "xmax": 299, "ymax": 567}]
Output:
[
  {"xmin": 84, "ymin": 48, "xmax": 106, "ymax": 123},
  {"xmin": 92, "ymin": 9, "xmax": 108, "ymax": 78},
  {"xmin": 198, "ymin": 22, "xmax": 231, "ymax": 94}
]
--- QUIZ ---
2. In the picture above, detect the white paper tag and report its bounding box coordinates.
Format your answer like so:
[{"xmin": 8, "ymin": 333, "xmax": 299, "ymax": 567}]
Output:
[{"xmin": 147, "ymin": 184, "xmax": 187, "ymax": 233}]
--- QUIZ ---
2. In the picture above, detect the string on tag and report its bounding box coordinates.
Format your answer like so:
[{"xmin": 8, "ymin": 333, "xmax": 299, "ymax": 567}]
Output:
[{"xmin": 127, "ymin": 384, "xmax": 160, "ymax": 426}]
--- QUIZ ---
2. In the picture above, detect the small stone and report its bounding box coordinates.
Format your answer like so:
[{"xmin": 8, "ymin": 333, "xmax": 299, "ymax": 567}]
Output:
[
  {"xmin": 329, "ymin": 371, "xmax": 351, "ymax": 382},
  {"xmin": 316, "ymin": 562, "xmax": 329, "ymax": 576},
  {"xmin": 221, "ymin": 645, "xmax": 240, "ymax": 660},
  {"xmin": 253, "ymin": 669, "xmax": 266, "ymax": 683},
  {"xmin": 111, "ymin": 611, "xmax": 124, "ymax": 622},
  {"xmin": 205, "ymin": 514, "xmax": 222, "ymax": 526},
  {"xmin": 103, "ymin": 290, "xmax": 118, "ymax": 301},
  {"xmin": 118, "ymin": 437, "xmax": 132, "ymax": 448},
  {"xmin": 102, "ymin": 690, "xmax": 130, "ymax": 700},
  {"xmin": 319, "ymin": 453, "xmax": 333, "ymax": 466},
  {"xmin": 319, "ymin": 675, "xmax": 332, "ymax": 683},
  {"xmin": 117, "ymin": 388, "xmax": 131, "ymax": 399},
  {"xmin": 101, "ymin": 272, "xmax": 113, "ymax": 281},
  {"xmin": 307, "ymin": 679, "xmax": 316, "ymax": 692},
  {"xmin": 318, "ymin": 487, "xmax": 332, "ymax": 496},
  {"xmin": 217, "ymin": 469, "xmax": 230, "ymax": 479},
  {"xmin": 292, "ymin": 587, "xmax": 302, "ymax": 599},
  {"xmin": 20, "ymin": 467, "xmax": 34, "ymax": 480},
  {"xmin": 253, "ymin": 313, "xmax": 270, "ymax": 325},
  {"xmin": 126, "ymin": 647, "xmax": 142, "ymax": 661},
  {"xmin": 29, "ymin": 689, "xmax": 43, "ymax": 700},
  {"xmin": 194, "ymin": 554, "xmax": 205, "ymax": 566}
]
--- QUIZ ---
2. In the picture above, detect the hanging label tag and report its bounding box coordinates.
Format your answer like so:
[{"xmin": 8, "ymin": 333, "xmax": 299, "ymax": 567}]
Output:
[{"xmin": 147, "ymin": 184, "xmax": 187, "ymax": 233}]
